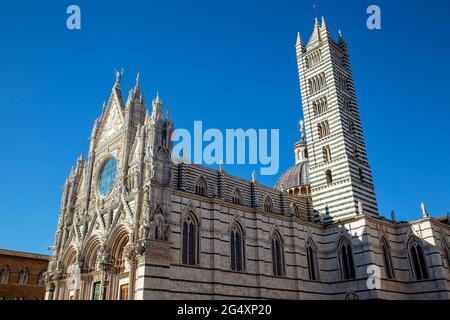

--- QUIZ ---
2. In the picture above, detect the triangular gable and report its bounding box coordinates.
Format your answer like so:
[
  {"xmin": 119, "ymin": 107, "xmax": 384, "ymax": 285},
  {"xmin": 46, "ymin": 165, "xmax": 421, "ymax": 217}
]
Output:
[{"xmin": 95, "ymin": 89, "xmax": 125, "ymax": 145}]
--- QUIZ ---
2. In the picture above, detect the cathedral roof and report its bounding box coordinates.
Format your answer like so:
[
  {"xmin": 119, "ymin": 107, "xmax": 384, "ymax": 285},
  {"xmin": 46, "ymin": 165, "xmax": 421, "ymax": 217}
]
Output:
[{"xmin": 275, "ymin": 160, "xmax": 310, "ymax": 191}]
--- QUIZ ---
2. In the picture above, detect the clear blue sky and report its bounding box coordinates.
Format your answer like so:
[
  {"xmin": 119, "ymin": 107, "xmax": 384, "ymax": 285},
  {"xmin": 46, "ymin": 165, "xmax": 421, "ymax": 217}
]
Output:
[{"xmin": 0, "ymin": 1, "xmax": 449, "ymax": 254}]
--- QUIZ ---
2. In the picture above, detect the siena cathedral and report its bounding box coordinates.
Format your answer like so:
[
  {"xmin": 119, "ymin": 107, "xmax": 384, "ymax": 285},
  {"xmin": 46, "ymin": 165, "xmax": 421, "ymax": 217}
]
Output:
[{"xmin": 45, "ymin": 18, "xmax": 450, "ymax": 300}]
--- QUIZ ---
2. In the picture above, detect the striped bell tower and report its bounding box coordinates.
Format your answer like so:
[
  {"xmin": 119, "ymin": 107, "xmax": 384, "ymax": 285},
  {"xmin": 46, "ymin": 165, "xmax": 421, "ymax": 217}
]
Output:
[{"xmin": 296, "ymin": 17, "xmax": 379, "ymax": 221}]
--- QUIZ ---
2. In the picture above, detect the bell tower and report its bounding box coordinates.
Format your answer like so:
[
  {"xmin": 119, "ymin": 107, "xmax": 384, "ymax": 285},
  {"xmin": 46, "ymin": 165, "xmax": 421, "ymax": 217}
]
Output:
[{"xmin": 296, "ymin": 17, "xmax": 378, "ymax": 221}]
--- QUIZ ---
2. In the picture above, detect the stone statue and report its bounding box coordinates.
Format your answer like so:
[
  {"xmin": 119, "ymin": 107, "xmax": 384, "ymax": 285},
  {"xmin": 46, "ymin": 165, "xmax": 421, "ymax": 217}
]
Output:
[
  {"xmin": 391, "ymin": 210, "xmax": 396, "ymax": 222},
  {"xmin": 357, "ymin": 201, "xmax": 363, "ymax": 216},
  {"xmin": 219, "ymin": 160, "xmax": 223, "ymax": 173},
  {"xmin": 421, "ymin": 202, "xmax": 428, "ymax": 218},
  {"xmin": 139, "ymin": 219, "xmax": 150, "ymax": 240},
  {"xmin": 252, "ymin": 171, "xmax": 256, "ymax": 183},
  {"xmin": 299, "ymin": 120, "xmax": 305, "ymax": 139},
  {"xmin": 114, "ymin": 68, "xmax": 124, "ymax": 85}
]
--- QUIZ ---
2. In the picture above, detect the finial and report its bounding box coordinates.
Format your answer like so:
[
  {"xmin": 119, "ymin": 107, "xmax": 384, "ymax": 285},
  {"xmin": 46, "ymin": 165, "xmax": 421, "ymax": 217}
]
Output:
[
  {"xmin": 391, "ymin": 210, "xmax": 396, "ymax": 222},
  {"xmin": 321, "ymin": 16, "xmax": 326, "ymax": 27},
  {"xmin": 299, "ymin": 120, "xmax": 305, "ymax": 139},
  {"xmin": 252, "ymin": 171, "xmax": 256, "ymax": 183},
  {"xmin": 114, "ymin": 68, "xmax": 124, "ymax": 86},
  {"xmin": 421, "ymin": 202, "xmax": 429, "ymax": 218},
  {"xmin": 219, "ymin": 160, "xmax": 223, "ymax": 173},
  {"xmin": 357, "ymin": 201, "xmax": 363, "ymax": 216},
  {"xmin": 135, "ymin": 72, "xmax": 141, "ymax": 94},
  {"xmin": 154, "ymin": 91, "xmax": 162, "ymax": 104}
]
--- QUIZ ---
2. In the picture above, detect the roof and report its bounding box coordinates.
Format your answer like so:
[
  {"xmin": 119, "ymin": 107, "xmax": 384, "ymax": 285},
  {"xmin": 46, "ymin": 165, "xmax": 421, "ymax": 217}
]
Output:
[{"xmin": 275, "ymin": 161, "xmax": 310, "ymax": 191}]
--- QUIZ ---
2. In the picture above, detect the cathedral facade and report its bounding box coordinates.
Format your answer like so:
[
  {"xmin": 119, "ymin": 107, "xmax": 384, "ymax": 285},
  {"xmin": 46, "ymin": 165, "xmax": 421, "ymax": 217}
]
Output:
[{"xmin": 45, "ymin": 18, "xmax": 450, "ymax": 300}]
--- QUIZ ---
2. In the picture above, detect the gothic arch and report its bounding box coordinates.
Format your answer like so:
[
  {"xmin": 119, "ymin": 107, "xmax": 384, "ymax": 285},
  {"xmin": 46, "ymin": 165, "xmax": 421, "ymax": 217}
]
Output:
[
  {"xmin": 106, "ymin": 225, "xmax": 130, "ymax": 271},
  {"xmin": 380, "ymin": 236, "xmax": 395, "ymax": 279},
  {"xmin": 263, "ymin": 195, "xmax": 274, "ymax": 213},
  {"xmin": 290, "ymin": 203, "xmax": 300, "ymax": 217},
  {"xmin": 306, "ymin": 237, "xmax": 319, "ymax": 280},
  {"xmin": 271, "ymin": 230, "xmax": 285, "ymax": 276},
  {"xmin": 337, "ymin": 236, "xmax": 356, "ymax": 280},
  {"xmin": 82, "ymin": 236, "xmax": 102, "ymax": 272},
  {"xmin": 407, "ymin": 236, "xmax": 429, "ymax": 280},
  {"xmin": 194, "ymin": 175, "xmax": 208, "ymax": 196},
  {"xmin": 61, "ymin": 245, "xmax": 78, "ymax": 274},
  {"xmin": 181, "ymin": 211, "xmax": 200, "ymax": 265},
  {"xmin": 230, "ymin": 220, "xmax": 246, "ymax": 271},
  {"xmin": 231, "ymin": 187, "xmax": 243, "ymax": 205}
]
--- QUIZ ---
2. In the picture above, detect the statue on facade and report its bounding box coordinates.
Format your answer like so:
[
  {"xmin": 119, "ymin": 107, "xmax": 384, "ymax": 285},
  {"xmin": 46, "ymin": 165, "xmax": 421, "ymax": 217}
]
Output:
[{"xmin": 421, "ymin": 202, "xmax": 428, "ymax": 218}]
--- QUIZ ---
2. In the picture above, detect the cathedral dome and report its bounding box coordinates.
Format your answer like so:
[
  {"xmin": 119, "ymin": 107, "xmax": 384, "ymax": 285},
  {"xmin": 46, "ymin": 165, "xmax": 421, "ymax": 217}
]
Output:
[{"xmin": 275, "ymin": 160, "xmax": 310, "ymax": 192}]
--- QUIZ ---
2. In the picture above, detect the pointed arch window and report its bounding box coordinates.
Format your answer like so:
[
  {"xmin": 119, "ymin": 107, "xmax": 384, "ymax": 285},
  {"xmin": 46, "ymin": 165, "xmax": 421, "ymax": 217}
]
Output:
[
  {"xmin": 232, "ymin": 188, "xmax": 243, "ymax": 205},
  {"xmin": 182, "ymin": 214, "xmax": 200, "ymax": 265},
  {"xmin": 0, "ymin": 265, "xmax": 10, "ymax": 284},
  {"xmin": 443, "ymin": 240, "xmax": 450, "ymax": 268},
  {"xmin": 322, "ymin": 146, "xmax": 331, "ymax": 162},
  {"xmin": 17, "ymin": 267, "xmax": 29, "ymax": 285},
  {"xmin": 195, "ymin": 176, "xmax": 207, "ymax": 197},
  {"xmin": 381, "ymin": 237, "xmax": 395, "ymax": 279},
  {"xmin": 325, "ymin": 170, "xmax": 333, "ymax": 185},
  {"xmin": 339, "ymin": 238, "xmax": 356, "ymax": 280},
  {"xmin": 264, "ymin": 196, "xmax": 274, "ymax": 213},
  {"xmin": 37, "ymin": 270, "xmax": 46, "ymax": 286},
  {"xmin": 272, "ymin": 232, "xmax": 285, "ymax": 277},
  {"xmin": 408, "ymin": 238, "xmax": 429, "ymax": 280},
  {"xmin": 306, "ymin": 239, "xmax": 319, "ymax": 280},
  {"xmin": 230, "ymin": 223, "xmax": 245, "ymax": 271}
]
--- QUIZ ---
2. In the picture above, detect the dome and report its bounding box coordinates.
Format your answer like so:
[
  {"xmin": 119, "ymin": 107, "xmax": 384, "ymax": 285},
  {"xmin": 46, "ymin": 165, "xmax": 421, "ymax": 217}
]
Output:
[{"xmin": 275, "ymin": 161, "xmax": 310, "ymax": 191}]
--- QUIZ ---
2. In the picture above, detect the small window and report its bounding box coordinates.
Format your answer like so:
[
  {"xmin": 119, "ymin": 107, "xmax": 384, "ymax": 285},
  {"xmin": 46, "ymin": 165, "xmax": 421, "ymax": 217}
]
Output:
[
  {"xmin": 17, "ymin": 267, "xmax": 29, "ymax": 285},
  {"xmin": 290, "ymin": 203, "xmax": 300, "ymax": 217},
  {"xmin": 232, "ymin": 188, "xmax": 243, "ymax": 205},
  {"xmin": 195, "ymin": 176, "xmax": 207, "ymax": 196},
  {"xmin": 0, "ymin": 265, "xmax": 10, "ymax": 284},
  {"xmin": 358, "ymin": 168, "xmax": 364, "ymax": 183},
  {"xmin": 264, "ymin": 196, "xmax": 274, "ymax": 213},
  {"xmin": 325, "ymin": 170, "xmax": 333, "ymax": 185},
  {"xmin": 322, "ymin": 146, "xmax": 331, "ymax": 162}
]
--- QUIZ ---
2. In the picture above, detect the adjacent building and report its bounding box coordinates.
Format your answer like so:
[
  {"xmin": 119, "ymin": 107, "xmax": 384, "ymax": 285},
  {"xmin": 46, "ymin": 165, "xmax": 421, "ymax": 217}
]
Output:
[{"xmin": 0, "ymin": 249, "xmax": 49, "ymax": 300}]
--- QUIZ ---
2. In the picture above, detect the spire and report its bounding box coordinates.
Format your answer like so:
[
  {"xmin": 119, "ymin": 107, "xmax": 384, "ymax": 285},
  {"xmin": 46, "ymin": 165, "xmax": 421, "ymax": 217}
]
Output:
[
  {"xmin": 296, "ymin": 32, "xmax": 305, "ymax": 53},
  {"xmin": 306, "ymin": 17, "xmax": 322, "ymax": 50},
  {"xmin": 151, "ymin": 91, "xmax": 163, "ymax": 121},
  {"xmin": 135, "ymin": 72, "xmax": 141, "ymax": 96},
  {"xmin": 154, "ymin": 91, "xmax": 162, "ymax": 105}
]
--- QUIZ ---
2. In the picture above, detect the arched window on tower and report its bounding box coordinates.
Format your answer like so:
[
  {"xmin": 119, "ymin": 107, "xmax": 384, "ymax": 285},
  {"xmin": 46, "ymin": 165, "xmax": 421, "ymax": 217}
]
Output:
[
  {"xmin": 272, "ymin": 231, "xmax": 285, "ymax": 277},
  {"xmin": 195, "ymin": 176, "xmax": 207, "ymax": 197},
  {"xmin": 306, "ymin": 239, "xmax": 319, "ymax": 280},
  {"xmin": 264, "ymin": 196, "xmax": 274, "ymax": 213},
  {"xmin": 381, "ymin": 237, "xmax": 395, "ymax": 279},
  {"xmin": 325, "ymin": 170, "xmax": 333, "ymax": 185},
  {"xmin": 322, "ymin": 146, "xmax": 331, "ymax": 162},
  {"xmin": 230, "ymin": 223, "xmax": 245, "ymax": 271},
  {"xmin": 182, "ymin": 213, "xmax": 200, "ymax": 265},
  {"xmin": 408, "ymin": 238, "xmax": 429, "ymax": 280},
  {"xmin": 0, "ymin": 265, "xmax": 10, "ymax": 284},
  {"xmin": 338, "ymin": 237, "xmax": 356, "ymax": 280},
  {"xmin": 358, "ymin": 168, "xmax": 364, "ymax": 183}
]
